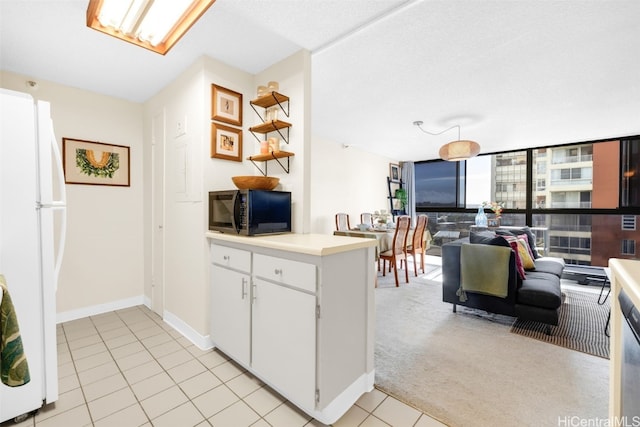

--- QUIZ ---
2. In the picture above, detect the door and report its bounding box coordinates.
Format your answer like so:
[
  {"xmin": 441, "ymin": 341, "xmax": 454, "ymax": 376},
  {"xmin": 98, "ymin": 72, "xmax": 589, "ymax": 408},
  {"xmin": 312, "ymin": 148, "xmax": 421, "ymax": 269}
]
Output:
[
  {"xmin": 210, "ymin": 265, "xmax": 251, "ymax": 365},
  {"xmin": 251, "ymin": 278, "xmax": 316, "ymax": 409},
  {"xmin": 151, "ymin": 111, "xmax": 165, "ymax": 316}
]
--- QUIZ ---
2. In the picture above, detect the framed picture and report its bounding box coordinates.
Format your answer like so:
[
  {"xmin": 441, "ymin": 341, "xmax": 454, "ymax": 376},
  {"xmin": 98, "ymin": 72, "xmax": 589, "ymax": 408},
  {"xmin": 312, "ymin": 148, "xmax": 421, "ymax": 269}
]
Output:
[
  {"xmin": 389, "ymin": 163, "xmax": 401, "ymax": 183},
  {"xmin": 62, "ymin": 138, "xmax": 130, "ymax": 186},
  {"xmin": 211, "ymin": 123, "xmax": 243, "ymax": 162},
  {"xmin": 211, "ymin": 84, "xmax": 243, "ymax": 126}
]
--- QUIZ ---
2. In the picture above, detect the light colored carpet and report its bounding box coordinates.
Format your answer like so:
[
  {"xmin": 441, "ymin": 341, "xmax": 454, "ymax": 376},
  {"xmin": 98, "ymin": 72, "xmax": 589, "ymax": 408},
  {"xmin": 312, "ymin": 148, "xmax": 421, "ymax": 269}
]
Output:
[
  {"xmin": 374, "ymin": 272, "xmax": 609, "ymax": 427},
  {"xmin": 511, "ymin": 289, "xmax": 610, "ymax": 359}
]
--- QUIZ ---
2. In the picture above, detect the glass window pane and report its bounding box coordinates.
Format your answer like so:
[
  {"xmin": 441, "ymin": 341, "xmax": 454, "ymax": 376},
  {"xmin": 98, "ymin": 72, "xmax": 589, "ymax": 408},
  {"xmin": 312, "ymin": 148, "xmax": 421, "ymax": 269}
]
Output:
[
  {"xmin": 465, "ymin": 155, "xmax": 491, "ymax": 207},
  {"xmin": 621, "ymin": 138, "xmax": 640, "ymax": 207},
  {"xmin": 534, "ymin": 141, "xmax": 619, "ymax": 209},
  {"xmin": 415, "ymin": 161, "xmax": 460, "ymax": 208},
  {"xmin": 532, "ymin": 214, "xmax": 640, "ymax": 265},
  {"xmin": 492, "ymin": 151, "xmax": 527, "ymax": 209}
]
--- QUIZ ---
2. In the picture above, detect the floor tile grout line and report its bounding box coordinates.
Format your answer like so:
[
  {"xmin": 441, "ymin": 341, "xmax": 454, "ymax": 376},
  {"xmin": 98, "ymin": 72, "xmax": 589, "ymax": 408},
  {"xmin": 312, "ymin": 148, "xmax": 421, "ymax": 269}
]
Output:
[
  {"xmin": 88, "ymin": 306, "xmax": 225, "ymax": 425},
  {"xmin": 44, "ymin": 304, "xmax": 433, "ymax": 427},
  {"xmin": 59, "ymin": 322, "xmax": 98, "ymax": 427}
]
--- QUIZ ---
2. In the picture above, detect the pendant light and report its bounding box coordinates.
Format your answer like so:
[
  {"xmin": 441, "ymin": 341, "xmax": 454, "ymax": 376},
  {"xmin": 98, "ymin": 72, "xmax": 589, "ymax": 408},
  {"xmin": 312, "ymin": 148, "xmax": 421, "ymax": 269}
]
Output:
[{"xmin": 413, "ymin": 120, "xmax": 481, "ymax": 161}]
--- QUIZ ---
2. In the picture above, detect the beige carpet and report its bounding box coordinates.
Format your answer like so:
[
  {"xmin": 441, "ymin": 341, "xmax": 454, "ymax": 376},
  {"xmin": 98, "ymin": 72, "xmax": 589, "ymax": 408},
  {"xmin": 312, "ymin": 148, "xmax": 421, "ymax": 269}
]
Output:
[{"xmin": 374, "ymin": 273, "xmax": 609, "ymax": 427}]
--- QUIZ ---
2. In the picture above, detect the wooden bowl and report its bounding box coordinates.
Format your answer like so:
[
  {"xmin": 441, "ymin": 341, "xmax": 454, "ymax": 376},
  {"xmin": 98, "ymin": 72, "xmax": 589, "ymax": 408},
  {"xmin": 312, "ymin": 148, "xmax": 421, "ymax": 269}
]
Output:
[{"xmin": 231, "ymin": 176, "xmax": 280, "ymax": 190}]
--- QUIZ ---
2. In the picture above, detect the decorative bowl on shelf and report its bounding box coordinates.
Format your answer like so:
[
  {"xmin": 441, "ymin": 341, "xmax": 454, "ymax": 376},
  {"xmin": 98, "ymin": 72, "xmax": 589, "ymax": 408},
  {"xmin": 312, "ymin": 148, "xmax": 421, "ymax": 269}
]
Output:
[{"xmin": 231, "ymin": 176, "xmax": 279, "ymax": 190}]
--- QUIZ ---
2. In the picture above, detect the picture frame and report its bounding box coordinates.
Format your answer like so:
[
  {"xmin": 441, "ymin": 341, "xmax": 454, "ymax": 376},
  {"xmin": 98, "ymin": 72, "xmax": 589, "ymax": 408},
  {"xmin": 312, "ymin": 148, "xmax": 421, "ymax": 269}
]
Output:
[
  {"xmin": 62, "ymin": 138, "xmax": 130, "ymax": 186},
  {"xmin": 487, "ymin": 217, "xmax": 501, "ymax": 227},
  {"xmin": 211, "ymin": 123, "xmax": 243, "ymax": 162},
  {"xmin": 389, "ymin": 163, "xmax": 401, "ymax": 183},
  {"xmin": 211, "ymin": 84, "xmax": 243, "ymax": 126}
]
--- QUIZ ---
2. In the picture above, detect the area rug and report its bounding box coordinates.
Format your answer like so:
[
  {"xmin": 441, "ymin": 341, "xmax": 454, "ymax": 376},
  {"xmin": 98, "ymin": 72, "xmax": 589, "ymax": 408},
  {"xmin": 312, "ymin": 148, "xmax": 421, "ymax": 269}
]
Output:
[
  {"xmin": 374, "ymin": 276, "xmax": 609, "ymax": 427},
  {"xmin": 511, "ymin": 289, "xmax": 610, "ymax": 359}
]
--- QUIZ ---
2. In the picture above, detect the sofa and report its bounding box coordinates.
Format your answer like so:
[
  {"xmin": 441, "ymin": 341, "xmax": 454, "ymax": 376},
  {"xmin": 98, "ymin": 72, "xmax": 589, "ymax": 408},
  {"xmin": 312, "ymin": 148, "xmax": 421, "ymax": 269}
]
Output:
[{"xmin": 442, "ymin": 227, "xmax": 566, "ymax": 331}]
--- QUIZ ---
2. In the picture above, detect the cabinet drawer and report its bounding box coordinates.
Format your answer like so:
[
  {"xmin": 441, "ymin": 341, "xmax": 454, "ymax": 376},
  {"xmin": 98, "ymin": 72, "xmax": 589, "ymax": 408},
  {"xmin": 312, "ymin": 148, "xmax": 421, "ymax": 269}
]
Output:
[
  {"xmin": 211, "ymin": 244, "xmax": 251, "ymax": 272},
  {"xmin": 253, "ymin": 254, "xmax": 316, "ymax": 293}
]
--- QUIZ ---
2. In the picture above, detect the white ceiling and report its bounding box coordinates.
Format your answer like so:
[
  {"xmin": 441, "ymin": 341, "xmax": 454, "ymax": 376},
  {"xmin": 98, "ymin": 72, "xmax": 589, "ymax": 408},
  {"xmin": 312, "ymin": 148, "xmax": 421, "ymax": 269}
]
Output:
[{"xmin": 1, "ymin": 0, "xmax": 639, "ymax": 161}]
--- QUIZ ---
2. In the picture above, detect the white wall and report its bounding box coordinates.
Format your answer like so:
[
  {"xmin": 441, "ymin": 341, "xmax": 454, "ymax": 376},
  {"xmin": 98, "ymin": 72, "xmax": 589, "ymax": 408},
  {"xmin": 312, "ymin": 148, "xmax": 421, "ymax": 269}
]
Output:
[
  {"xmin": 1, "ymin": 51, "xmax": 396, "ymax": 338},
  {"xmin": 254, "ymin": 50, "xmax": 312, "ymax": 233},
  {"xmin": 309, "ymin": 134, "xmax": 396, "ymax": 234},
  {"xmin": 144, "ymin": 56, "xmax": 256, "ymax": 344},
  {"xmin": 0, "ymin": 71, "xmax": 145, "ymax": 318}
]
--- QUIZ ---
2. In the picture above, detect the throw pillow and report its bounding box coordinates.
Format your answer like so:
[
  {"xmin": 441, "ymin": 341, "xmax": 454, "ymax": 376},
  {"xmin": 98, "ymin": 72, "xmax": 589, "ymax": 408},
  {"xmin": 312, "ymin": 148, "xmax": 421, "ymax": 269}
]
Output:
[
  {"xmin": 517, "ymin": 234, "xmax": 536, "ymax": 261},
  {"xmin": 500, "ymin": 235, "xmax": 527, "ymax": 280},
  {"xmin": 470, "ymin": 231, "xmax": 510, "ymax": 247},
  {"xmin": 516, "ymin": 237, "xmax": 536, "ymax": 270},
  {"xmin": 498, "ymin": 227, "xmax": 540, "ymax": 259}
]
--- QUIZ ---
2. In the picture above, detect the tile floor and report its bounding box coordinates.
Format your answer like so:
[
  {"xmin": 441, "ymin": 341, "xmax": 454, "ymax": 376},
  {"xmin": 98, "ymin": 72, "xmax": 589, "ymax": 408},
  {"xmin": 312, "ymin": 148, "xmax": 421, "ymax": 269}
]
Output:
[{"xmin": 3, "ymin": 303, "xmax": 446, "ymax": 427}]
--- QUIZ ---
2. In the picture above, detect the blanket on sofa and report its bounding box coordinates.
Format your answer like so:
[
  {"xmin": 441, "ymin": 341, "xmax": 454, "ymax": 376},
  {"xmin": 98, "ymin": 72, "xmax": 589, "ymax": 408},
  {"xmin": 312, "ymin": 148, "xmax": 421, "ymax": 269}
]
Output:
[
  {"xmin": 0, "ymin": 275, "xmax": 31, "ymax": 387},
  {"xmin": 458, "ymin": 243, "xmax": 511, "ymax": 301}
]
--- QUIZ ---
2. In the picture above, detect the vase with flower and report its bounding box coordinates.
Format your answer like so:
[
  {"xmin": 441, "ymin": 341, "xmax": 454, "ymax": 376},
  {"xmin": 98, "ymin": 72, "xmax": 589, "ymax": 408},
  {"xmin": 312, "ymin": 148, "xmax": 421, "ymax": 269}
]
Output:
[{"xmin": 483, "ymin": 201, "xmax": 504, "ymax": 226}]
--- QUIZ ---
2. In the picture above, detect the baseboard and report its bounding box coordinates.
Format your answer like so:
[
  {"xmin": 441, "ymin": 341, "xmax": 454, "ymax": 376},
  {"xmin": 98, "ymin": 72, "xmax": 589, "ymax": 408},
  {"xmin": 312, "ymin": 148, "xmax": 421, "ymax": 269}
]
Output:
[
  {"xmin": 163, "ymin": 310, "xmax": 213, "ymax": 351},
  {"xmin": 56, "ymin": 295, "xmax": 146, "ymax": 323},
  {"xmin": 310, "ymin": 370, "xmax": 375, "ymax": 424}
]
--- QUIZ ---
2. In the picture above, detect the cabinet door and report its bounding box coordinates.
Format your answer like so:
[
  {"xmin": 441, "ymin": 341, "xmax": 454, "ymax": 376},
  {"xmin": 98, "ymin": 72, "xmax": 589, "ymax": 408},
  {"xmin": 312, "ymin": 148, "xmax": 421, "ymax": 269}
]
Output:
[
  {"xmin": 252, "ymin": 278, "xmax": 316, "ymax": 410},
  {"xmin": 210, "ymin": 265, "xmax": 250, "ymax": 366}
]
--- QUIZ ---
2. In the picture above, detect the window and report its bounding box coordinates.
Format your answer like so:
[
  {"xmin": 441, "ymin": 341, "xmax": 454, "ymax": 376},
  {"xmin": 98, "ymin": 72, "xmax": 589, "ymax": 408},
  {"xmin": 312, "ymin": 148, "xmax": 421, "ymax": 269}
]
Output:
[
  {"xmin": 622, "ymin": 215, "xmax": 637, "ymax": 230},
  {"xmin": 621, "ymin": 239, "xmax": 636, "ymax": 255},
  {"xmin": 414, "ymin": 138, "xmax": 640, "ymax": 266},
  {"xmin": 533, "ymin": 141, "xmax": 618, "ymax": 209},
  {"xmin": 621, "ymin": 138, "xmax": 640, "ymax": 207},
  {"xmin": 414, "ymin": 161, "xmax": 465, "ymax": 208},
  {"xmin": 537, "ymin": 179, "xmax": 546, "ymax": 191}
]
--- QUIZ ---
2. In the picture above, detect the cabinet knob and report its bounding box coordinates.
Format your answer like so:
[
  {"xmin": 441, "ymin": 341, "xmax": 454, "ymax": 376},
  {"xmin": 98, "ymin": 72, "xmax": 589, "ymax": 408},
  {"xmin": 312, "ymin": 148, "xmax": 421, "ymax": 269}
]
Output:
[
  {"xmin": 223, "ymin": 255, "xmax": 229, "ymax": 261},
  {"xmin": 274, "ymin": 268, "xmax": 282, "ymax": 275}
]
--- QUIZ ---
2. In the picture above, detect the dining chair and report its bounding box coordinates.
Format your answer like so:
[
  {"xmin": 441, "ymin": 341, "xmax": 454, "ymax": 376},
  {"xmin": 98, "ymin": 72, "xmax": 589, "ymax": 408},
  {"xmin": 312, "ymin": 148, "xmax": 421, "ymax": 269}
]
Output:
[
  {"xmin": 335, "ymin": 213, "xmax": 351, "ymax": 231},
  {"xmin": 407, "ymin": 214, "xmax": 429, "ymax": 276},
  {"xmin": 379, "ymin": 215, "xmax": 411, "ymax": 286},
  {"xmin": 360, "ymin": 212, "xmax": 373, "ymax": 225}
]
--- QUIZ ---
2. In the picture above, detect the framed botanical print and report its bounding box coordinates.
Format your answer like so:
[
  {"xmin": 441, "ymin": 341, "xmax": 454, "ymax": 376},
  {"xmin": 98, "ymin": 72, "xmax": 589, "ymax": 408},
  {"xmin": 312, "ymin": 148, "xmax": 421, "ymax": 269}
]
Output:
[
  {"xmin": 62, "ymin": 138, "xmax": 130, "ymax": 186},
  {"xmin": 211, "ymin": 84, "xmax": 243, "ymax": 126},
  {"xmin": 211, "ymin": 123, "xmax": 243, "ymax": 162}
]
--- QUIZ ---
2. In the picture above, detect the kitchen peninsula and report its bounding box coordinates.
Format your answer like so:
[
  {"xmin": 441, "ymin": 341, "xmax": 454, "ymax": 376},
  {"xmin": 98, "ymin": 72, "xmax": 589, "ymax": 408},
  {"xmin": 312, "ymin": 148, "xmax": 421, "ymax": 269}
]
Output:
[
  {"xmin": 205, "ymin": 232, "xmax": 377, "ymax": 424},
  {"xmin": 608, "ymin": 258, "xmax": 640, "ymax": 421}
]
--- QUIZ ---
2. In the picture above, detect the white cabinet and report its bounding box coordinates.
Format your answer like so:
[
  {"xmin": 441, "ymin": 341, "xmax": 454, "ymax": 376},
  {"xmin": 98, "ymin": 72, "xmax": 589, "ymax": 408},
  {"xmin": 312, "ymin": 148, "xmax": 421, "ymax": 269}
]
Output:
[
  {"xmin": 210, "ymin": 246, "xmax": 251, "ymax": 366},
  {"xmin": 252, "ymin": 278, "xmax": 316, "ymax": 410},
  {"xmin": 208, "ymin": 234, "xmax": 376, "ymax": 425}
]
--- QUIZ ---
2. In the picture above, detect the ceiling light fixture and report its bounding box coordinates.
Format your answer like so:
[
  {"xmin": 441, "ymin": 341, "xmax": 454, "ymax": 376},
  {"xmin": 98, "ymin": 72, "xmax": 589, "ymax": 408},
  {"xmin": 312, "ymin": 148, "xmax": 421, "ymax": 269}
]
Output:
[
  {"xmin": 413, "ymin": 120, "xmax": 481, "ymax": 161},
  {"xmin": 86, "ymin": 0, "xmax": 216, "ymax": 55}
]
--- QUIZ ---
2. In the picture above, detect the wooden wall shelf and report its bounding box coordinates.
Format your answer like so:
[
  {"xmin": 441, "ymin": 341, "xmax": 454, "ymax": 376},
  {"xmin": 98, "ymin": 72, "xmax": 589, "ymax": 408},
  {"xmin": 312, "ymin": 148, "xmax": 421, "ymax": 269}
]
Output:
[{"xmin": 247, "ymin": 151, "xmax": 294, "ymax": 176}]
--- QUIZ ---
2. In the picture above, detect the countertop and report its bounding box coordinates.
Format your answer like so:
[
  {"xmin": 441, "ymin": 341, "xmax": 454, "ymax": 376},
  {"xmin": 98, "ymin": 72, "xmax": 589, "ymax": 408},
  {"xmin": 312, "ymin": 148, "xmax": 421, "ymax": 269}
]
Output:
[
  {"xmin": 608, "ymin": 258, "xmax": 640, "ymax": 420},
  {"xmin": 609, "ymin": 258, "xmax": 640, "ymax": 307},
  {"xmin": 205, "ymin": 232, "xmax": 376, "ymax": 256}
]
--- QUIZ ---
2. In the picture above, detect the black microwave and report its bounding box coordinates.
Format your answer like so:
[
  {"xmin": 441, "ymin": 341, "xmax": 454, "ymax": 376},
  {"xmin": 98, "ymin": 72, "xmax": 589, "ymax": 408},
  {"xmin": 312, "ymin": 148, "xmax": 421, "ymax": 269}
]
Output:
[{"xmin": 208, "ymin": 189, "xmax": 291, "ymax": 235}]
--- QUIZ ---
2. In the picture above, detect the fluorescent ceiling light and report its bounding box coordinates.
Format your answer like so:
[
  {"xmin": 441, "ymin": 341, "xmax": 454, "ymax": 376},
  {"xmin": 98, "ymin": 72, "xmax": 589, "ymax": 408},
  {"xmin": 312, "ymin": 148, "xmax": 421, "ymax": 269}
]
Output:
[{"xmin": 87, "ymin": 0, "xmax": 215, "ymax": 55}]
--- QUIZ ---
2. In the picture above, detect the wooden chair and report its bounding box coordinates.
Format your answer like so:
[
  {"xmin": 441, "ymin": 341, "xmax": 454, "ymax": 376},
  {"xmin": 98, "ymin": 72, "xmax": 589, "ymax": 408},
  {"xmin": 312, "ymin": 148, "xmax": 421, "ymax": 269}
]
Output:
[
  {"xmin": 335, "ymin": 213, "xmax": 351, "ymax": 231},
  {"xmin": 407, "ymin": 214, "xmax": 428, "ymax": 276},
  {"xmin": 360, "ymin": 212, "xmax": 373, "ymax": 225},
  {"xmin": 379, "ymin": 216, "xmax": 411, "ymax": 286}
]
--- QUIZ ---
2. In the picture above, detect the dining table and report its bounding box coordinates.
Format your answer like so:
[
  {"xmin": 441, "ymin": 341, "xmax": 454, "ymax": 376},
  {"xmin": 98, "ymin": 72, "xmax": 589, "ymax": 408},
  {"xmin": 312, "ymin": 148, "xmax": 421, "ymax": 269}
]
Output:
[{"xmin": 333, "ymin": 228, "xmax": 406, "ymax": 259}]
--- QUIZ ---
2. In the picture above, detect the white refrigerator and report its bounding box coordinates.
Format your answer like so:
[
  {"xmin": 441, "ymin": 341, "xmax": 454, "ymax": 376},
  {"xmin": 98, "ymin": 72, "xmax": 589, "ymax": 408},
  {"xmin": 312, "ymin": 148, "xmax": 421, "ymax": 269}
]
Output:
[{"xmin": 0, "ymin": 89, "xmax": 66, "ymax": 422}]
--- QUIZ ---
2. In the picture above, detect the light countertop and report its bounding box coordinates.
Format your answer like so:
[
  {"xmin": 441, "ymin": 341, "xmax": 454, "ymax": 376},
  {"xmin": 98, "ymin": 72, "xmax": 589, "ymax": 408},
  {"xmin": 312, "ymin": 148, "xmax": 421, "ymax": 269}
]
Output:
[
  {"xmin": 205, "ymin": 232, "xmax": 376, "ymax": 256},
  {"xmin": 610, "ymin": 258, "xmax": 640, "ymax": 307},
  {"xmin": 608, "ymin": 258, "xmax": 640, "ymax": 420}
]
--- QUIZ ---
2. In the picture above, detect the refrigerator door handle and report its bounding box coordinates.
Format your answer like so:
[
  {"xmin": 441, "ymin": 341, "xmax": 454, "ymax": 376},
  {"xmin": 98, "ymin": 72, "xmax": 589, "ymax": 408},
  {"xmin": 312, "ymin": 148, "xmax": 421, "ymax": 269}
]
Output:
[{"xmin": 49, "ymin": 121, "xmax": 67, "ymax": 292}]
